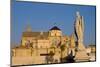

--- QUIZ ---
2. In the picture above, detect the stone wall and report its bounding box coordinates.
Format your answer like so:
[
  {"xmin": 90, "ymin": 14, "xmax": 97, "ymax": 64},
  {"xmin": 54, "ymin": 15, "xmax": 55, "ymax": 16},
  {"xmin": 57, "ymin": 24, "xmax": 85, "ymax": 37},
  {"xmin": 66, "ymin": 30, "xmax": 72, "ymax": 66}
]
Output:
[{"xmin": 12, "ymin": 48, "xmax": 68, "ymax": 66}]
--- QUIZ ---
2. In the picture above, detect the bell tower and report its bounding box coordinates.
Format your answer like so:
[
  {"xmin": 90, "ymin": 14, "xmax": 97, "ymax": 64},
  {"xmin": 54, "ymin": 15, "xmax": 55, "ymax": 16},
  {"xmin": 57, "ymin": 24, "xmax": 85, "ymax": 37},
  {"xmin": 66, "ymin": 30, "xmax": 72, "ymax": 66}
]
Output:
[{"xmin": 25, "ymin": 24, "xmax": 32, "ymax": 32}]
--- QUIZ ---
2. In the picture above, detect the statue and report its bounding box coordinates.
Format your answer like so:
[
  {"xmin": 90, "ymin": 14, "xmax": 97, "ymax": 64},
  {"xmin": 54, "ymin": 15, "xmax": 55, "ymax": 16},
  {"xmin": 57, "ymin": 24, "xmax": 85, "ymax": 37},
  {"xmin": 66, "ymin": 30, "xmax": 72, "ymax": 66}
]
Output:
[
  {"xmin": 74, "ymin": 11, "xmax": 85, "ymax": 50},
  {"xmin": 74, "ymin": 11, "xmax": 89, "ymax": 61}
]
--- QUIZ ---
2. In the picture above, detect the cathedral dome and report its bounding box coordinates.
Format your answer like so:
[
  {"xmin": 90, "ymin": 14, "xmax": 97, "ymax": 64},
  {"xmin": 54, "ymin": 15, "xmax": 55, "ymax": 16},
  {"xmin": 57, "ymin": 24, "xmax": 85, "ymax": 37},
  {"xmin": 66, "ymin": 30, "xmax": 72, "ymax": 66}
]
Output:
[{"xmin": 50, "ymin": 26, "xmax": 61, "ymax": 30}]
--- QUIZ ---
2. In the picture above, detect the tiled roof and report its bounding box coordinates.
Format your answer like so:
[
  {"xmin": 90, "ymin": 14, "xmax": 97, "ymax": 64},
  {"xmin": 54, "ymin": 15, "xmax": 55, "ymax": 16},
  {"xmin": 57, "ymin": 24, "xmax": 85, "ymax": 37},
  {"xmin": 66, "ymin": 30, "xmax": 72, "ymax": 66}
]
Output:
[{"xmin": 22, "ymin": 32, "xmax": 49, "ymax": 39}]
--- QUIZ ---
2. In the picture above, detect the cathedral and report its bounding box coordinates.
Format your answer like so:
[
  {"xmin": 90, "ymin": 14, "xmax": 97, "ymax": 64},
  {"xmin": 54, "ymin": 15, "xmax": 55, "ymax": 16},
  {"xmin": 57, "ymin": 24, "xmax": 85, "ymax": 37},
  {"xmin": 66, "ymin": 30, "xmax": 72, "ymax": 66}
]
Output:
[
  {"xmin": 12, "ymin": 25, "xmax": 72, "ymax": 65},
  {"xmin": 21, "ymin": 26, "xmax": 69, "ymax": 49}
]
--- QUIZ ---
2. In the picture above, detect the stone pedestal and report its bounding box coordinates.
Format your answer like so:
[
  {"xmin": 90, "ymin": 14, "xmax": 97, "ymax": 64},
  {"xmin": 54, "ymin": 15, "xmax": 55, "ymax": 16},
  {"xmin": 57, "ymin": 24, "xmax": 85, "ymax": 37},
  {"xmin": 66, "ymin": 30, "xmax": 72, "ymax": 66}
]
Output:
[
  {"xmin": 74, "ymin": 43, "xmax": 89, "ymax": 62},
  {"xmin": 74, "ymin": 50, "xmax": 90, "ymax": 62}
]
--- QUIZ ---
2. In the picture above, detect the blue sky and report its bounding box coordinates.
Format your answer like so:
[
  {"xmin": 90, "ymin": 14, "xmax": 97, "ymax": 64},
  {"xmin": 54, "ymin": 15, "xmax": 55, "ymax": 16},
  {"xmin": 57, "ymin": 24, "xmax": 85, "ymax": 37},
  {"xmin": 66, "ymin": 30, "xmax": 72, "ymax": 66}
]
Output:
[{"xmin": 11, "ymin": 0, "xmax": 96, "ymax": 46}]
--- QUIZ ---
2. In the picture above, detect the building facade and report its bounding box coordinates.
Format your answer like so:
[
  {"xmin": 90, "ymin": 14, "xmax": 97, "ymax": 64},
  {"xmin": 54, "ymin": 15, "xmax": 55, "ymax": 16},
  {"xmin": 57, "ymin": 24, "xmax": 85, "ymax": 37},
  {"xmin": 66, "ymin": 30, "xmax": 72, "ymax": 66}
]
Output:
[{"xmin": 12, "ymin": 26, "xmax": 71, "ymax": 65}]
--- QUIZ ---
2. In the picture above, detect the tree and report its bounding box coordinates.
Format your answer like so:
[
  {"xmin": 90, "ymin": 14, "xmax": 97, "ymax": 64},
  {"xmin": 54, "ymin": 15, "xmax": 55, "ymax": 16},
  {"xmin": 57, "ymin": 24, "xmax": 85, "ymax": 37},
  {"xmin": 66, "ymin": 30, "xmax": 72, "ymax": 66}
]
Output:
[
  {"xmin": 60, "ymin": 44, "xmax": 66, "ymax": 62},
  {"xmin": 48, "ymin": 51, "xmax": 55, "ymax": 63}
]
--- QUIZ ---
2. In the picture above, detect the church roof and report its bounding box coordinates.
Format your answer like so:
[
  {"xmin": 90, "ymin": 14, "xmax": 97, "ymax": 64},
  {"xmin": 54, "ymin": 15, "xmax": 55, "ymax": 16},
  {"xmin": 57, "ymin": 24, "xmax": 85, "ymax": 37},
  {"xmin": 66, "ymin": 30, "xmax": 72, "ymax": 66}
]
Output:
[
  {"xmin": 22, "ymin": 32, "xmax": 49, "ymax": 39},
  {"xmin": 50, "ymin": 26, "xmax": 61, "ymax": 30}
]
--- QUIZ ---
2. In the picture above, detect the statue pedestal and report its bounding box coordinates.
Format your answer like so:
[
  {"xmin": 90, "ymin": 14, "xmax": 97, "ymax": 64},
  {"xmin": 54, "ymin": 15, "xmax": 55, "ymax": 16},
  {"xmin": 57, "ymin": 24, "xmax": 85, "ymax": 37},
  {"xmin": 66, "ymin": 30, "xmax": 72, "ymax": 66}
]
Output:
[
  {"xmin": 74, "ymin": 50, "xmax": 90, "ymax": 62},
  {"xmin": 74, "ymin": 43, "xmax": 90, "ymax": 62}
]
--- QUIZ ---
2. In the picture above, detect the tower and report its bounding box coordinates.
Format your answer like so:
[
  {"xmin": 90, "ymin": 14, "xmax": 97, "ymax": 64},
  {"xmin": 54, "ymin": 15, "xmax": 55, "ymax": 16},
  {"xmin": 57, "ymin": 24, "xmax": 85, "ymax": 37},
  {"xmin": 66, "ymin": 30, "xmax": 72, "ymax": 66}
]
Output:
[
  {"xmin": 25, "ymin": 24, "xmax": 32, "ymax": 32},
  {"xmin": 70, "ymin": 33, "xmax": 75, "ymax": 48},
  {"xmin": 49, "ymin": 26, "xmax": 62, "ymax": 47},
  {"xmin": 68, "ymin": 33, "xmax": 76, "ymax": 56},
  {"xmin": 21, "ymin": 24, "xmax": 33, "ymax": 47}
]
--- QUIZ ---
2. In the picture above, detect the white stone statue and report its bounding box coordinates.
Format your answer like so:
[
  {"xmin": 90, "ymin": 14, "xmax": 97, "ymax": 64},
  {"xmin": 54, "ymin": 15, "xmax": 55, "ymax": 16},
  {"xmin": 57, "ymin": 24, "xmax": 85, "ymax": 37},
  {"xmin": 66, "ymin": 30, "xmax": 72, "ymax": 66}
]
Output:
[{"xmin": 74, "ymin": 11, "xmax": 85, "ymax": 50}]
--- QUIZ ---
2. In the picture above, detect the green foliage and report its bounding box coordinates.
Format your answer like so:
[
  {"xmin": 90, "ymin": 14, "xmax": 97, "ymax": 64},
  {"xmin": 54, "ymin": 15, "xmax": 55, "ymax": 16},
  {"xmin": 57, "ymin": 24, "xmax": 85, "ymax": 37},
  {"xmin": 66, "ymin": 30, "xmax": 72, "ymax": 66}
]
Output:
[
  {"xmin": 49, "ymin": 51, "xmax": 54, "ymax": 56},
  {"xmin": 60, "ymin": 44, "xmax": 66, "ymax": 51}
]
